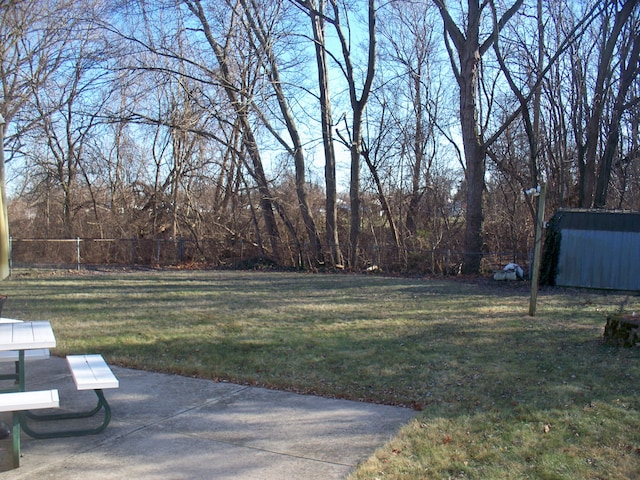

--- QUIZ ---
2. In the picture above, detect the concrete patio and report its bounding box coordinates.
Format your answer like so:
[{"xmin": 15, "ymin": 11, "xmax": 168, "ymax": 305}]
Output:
[{"xmin": 0, "ymin": 356, "xmax": 415, "ymax": 479}]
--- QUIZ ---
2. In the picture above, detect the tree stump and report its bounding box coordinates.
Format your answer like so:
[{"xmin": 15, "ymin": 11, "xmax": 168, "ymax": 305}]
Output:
[{"xmin": 604, "ymin": 314, "xmax": 640, "ymax": 347}]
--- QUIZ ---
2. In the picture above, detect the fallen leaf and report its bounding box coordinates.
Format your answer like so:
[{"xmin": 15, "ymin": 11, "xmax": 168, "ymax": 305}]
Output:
[
  {"xmin": 443, "ymin": 434, "xmax": 452, "ymax": 444},
  {"xmin": 544, "ymin": 424, "xmax": 551, "ymax": 433}
]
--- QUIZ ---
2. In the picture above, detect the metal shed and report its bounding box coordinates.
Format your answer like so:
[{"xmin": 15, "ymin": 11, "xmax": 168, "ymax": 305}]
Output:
[{"xmin": 542, "ymin": 209, "xmax": 640, "ymax": 291}]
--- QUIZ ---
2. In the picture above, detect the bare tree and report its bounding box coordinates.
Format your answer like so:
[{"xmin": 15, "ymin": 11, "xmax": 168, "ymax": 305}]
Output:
[
  {"xmin": 294, "ymin": 0, "xmax": 344, "ymax": 267},
  {"xmin": 238, "ymin": 0, "xmax": 324, "ymax": 264},
  {"xmin": 0, "ymin": 0, "xmax": 78, "ymax": 276},
  {"xmin": 594, "ymin": 2, "xmax": 640, "ymax": 207},
  {"xmin": 108, "ymin": 0, "xmax": 284, "ymax": 260},
  {"xmin": 376, "ymin": 0, "xmax": 441, "ymax": 239},
  {"xmin": 613, "ymin": 90, "xmax": 640, "ymax": 209},
  {"xmin": 434, "ymin": 0, "xmax": 603, "ymax": 272},
  {"xmin": 578, "ymin": 0, "xmax": 639, "ymax": 208},
  {"xmin": 433, "ymin": 0, "xmax": 524, "ymax": 274},
  {"xmin": 358, "ymin": 108, "xmax": 401, "ymax": 253},
  {"xmin": 327, "ymin": 0, "xmax": 377, "ymax": 269},
  {"xmin": 26, "ymin": 23, "xmax": 113, "ymax": 237}
]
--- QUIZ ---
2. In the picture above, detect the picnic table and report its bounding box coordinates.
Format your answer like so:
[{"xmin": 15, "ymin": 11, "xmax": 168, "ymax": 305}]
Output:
[
  {"xmin": 0, "ymin": 320, "xmax": 58, "ymax": 466},
  {"xmin": 0, "ymin": 319, "xmax": 119, "ymax": 468}
]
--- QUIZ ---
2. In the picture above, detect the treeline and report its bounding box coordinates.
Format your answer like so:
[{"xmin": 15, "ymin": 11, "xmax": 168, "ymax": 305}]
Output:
[{"xmin": 2, "ymin": 0, "xmax": 639, "ymax": 273}]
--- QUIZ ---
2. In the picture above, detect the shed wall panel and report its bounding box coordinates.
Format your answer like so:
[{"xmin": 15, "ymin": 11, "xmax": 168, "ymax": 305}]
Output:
[{"xmin": 556, "ymin": 229, "xmax": 640, "ymax": 291}]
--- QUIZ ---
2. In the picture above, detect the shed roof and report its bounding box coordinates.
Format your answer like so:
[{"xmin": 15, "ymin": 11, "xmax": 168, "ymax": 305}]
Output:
[{"xmin": 552, "ymin": 209, "xmax": 640, "ymax": 233}]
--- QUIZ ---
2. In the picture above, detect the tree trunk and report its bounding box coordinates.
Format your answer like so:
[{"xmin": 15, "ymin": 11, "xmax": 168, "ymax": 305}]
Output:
[
  {"xmin": 329, "ymin": 0, "xmax": 376, "ymax": 269},
  {"xmin": 315, "ymin": 2, "xmax": 342, "ymax": 267},
  {"xmin": 581, "ymin": 0, "xmax": 637, "ymax": 207},
  {"xmin": 406, "ymin": 71, "xmax": 425, "ymax": 236},
  {"xmin": 594, "ymin": 20, "xmax": 640, "ymax": 208},
  {"xmin": 241, "ymin": 125, "xmax": 282, "ymax": 260},
  {"xmin": 435, "ymin": 0, "xmax": 524, "ymax": 274},
  {"xmin": 295, "ymin": 0, "xmax": 343, "ymax": 267},
  {"xmin": 362, "ymin": 149, "xmax": 401, "ymax": 250},
  {"xmin": 458, "ymin": 19, "xmax": 485, "ymax": 275}
]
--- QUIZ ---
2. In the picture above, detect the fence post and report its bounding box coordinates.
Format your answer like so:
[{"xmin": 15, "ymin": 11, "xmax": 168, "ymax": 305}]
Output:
[
  {"xmin": 76, "ymin": 237, "xmax": 81, "ymax": 271},
  {"xmin": 178, "ymin": 237, "xmax": 184, "ymax": 263},
  {"xmin": 446, "ymin": 249, "xmax": 450, "ymax": 275}
]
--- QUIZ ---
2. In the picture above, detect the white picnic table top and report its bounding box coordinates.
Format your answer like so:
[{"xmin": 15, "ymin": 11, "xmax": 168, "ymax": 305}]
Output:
[{"xmin": 0, "ymin": 321, "xmax": 56, "ymax": 351}]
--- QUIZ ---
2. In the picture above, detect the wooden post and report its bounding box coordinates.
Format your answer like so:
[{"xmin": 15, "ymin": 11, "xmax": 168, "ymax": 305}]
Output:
[{"xmin": 529, "ymin": 183, "xmax": 546, "ymax": 316}]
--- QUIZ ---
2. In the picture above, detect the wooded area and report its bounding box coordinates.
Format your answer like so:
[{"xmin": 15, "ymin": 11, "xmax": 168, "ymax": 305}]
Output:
[{"xmin": 1, "ymin": 0, "xmax": 639, "ymax": 273}]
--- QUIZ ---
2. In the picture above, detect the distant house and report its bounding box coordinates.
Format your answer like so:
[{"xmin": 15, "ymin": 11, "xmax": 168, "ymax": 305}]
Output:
[{"xmin": 541, "ymin": 209, "xmax": 640, "ymax": 291}]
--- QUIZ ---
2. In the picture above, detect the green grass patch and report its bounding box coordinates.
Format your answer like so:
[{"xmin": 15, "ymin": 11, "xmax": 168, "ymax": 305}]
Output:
[{"xmin": 2, "ymin": 269, "xmax": 639, "ymax": 479}]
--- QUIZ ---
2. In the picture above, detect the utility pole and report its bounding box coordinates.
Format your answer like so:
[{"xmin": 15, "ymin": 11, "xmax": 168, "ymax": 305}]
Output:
[{"xmin": 528, "ymin": 183, "xmax": 546, "ymax": 316}]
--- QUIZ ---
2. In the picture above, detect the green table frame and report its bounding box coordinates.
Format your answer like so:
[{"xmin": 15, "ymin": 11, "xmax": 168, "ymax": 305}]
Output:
[{"xmin": 18, "ymin": 387, "xmax": 112, "ymax": 438}]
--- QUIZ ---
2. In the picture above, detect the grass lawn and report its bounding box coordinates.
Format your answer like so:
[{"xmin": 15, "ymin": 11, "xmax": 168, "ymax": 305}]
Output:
[{"xmin": 1, "ymin": 268, "xmax": 639, "ymax": 479}]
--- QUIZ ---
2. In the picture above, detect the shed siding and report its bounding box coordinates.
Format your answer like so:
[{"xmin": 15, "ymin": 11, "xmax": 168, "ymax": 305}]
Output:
[{"xmin": 556, "ymin": 229, "xmax": 640, "ymax": 290}]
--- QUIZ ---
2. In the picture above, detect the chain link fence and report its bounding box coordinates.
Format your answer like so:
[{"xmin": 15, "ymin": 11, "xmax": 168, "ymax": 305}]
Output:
[{"xmin": 9, "ymin": 237, "xmax": 531, "ymax": 276}]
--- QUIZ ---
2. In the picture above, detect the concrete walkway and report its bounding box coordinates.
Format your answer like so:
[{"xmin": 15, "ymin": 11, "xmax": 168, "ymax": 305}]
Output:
[{"xmin": 0, "ymin": 357, "xmax": 415, "ymax": 479}]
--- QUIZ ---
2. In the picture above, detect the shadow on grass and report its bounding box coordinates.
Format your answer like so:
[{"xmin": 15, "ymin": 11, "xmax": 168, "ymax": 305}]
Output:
[
  {"xmin": 4, "ymin": 270, "xmax": 640, "ymax": 478},
  {"xmin": 86, "ymin": 307, "xmax": 638, "ymax": 416}
]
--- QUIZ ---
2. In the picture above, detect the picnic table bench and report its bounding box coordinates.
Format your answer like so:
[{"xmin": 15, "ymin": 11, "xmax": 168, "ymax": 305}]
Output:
[
  {"xmin": 0, "ymin": 390, "xmax": 59, "ymax": 412},
  {"xmin": 21, "ymin": 354, "xmax": 119, "ymax": 439},
  {"xmin": 0, "ymin": 390, "xmax": 60, "ymax": 466}
]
